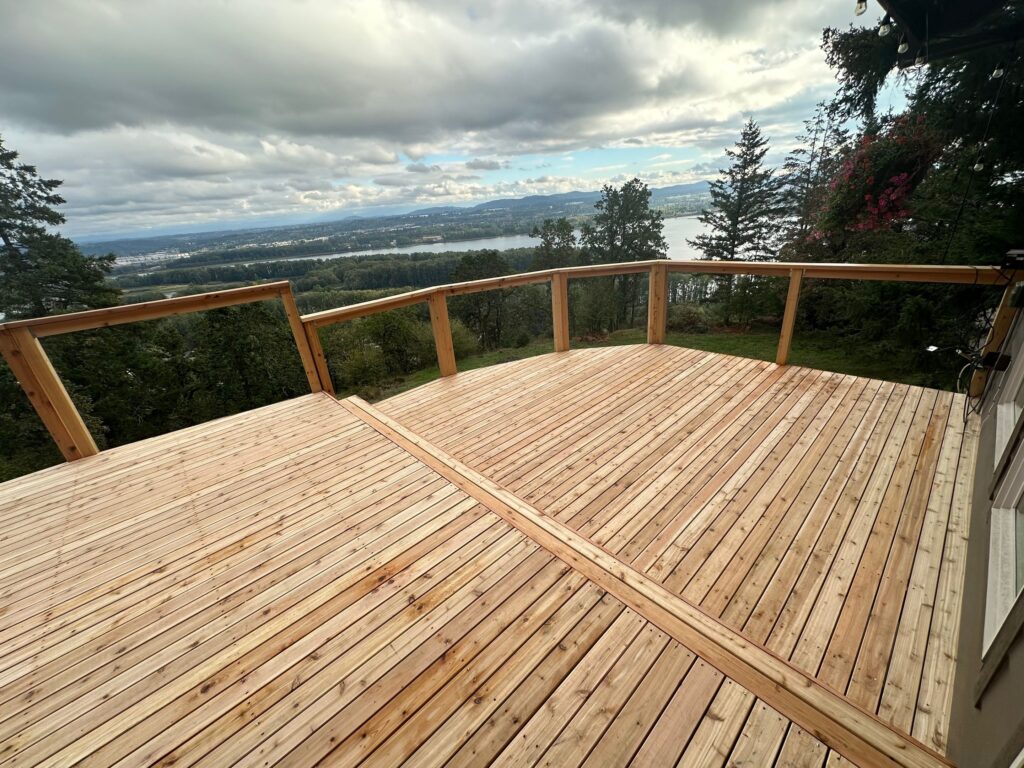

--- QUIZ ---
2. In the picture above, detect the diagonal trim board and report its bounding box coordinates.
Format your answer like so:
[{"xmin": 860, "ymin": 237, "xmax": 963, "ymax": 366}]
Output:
[{"xmin": 340, "ymin": 395, "xmax": 952, "ymax": 768}]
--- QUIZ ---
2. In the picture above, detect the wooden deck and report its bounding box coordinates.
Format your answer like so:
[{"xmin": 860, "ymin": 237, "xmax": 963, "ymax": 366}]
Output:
[{"xmin": 0, "ymin": 346, "xmax": 975, "ymax": 767}]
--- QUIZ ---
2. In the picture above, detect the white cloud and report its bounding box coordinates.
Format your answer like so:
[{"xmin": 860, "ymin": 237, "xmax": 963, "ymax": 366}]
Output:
[{"xmin": 0, "ymin": 0, "xmax": 868, "ymax": 237}]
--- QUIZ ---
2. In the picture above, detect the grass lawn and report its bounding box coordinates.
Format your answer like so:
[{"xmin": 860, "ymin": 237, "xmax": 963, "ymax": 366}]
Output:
[{"xmin": 369, "ymin": 326, "xmax": 940, "ymax": 401}]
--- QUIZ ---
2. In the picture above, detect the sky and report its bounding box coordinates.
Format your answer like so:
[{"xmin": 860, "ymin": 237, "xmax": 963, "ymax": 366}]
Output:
[{"xmin": 0, "ymin": 0, "xmax": 889, "ymax": 240}]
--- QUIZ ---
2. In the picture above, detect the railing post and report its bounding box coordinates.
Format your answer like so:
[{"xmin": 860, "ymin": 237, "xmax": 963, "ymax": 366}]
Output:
[
  {"xmin": 428, "ymin": 292, "xmax": 457, "ymax": 377},
  {"xmin": 647, "ymin": 263, "xmax": 668, "ymax": 344},
  {"xmin": 278, "ymin": 285, "xmax": 323, "ymax": 394},
  {"xmin": 969, "ymin": 281, "xmax": 1021, "ymax": 398},
  {"xmin": 0, "ymin": 327, "xmax": 99, "ymax": 461},
  {"xmin": 303, "ymin": 322, "xmax": 336, "ymax": 396},
  {"xmin": 776, "ymin": 268, "xmax": 804, "ymax": 365},
  {"xmin": 551, "ymin": 273, "xmax": 570, "ymax": 352}
]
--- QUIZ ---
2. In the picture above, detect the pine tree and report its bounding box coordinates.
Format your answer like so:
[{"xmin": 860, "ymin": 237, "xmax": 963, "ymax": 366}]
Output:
[
  {"xmin": 779, "ymin": 102, "xmax": 850, "ymax": 247},
  {"xmin": 0, "ymin": 134, "xmax": 117, "ymax": 318},
  {"xmin": 688, "ymin": 118, "xmax": 783, "ymax": 263}
]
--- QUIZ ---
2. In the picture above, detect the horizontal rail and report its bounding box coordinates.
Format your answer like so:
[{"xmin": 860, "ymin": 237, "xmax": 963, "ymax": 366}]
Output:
[
  {"xmin": 664, "ymin": 261, "xmax": 1015, "ymax": 284},
  {"xmin": 0, "ymin": 282, "xmax": 291, "ymax": 337},
  {"xmin": 301, "ymin": 260, "xmax": 1018, "ymax": 329},
  {"xmin": 0, "ymin": 280, "xmax": 323, "ymax": 461},
  {"xmin": 303, "ymin": 288, "xmax": 438, "ymax": 328},
  {"xmin": 4, "ymin": 257, "xmax": 1016, "ymax": 464}
]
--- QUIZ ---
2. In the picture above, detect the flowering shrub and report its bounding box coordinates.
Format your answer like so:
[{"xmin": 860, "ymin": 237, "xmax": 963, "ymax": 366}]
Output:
[{"xmin": 815, "ymin": 115, "xmax": 939, "ymax": 235}]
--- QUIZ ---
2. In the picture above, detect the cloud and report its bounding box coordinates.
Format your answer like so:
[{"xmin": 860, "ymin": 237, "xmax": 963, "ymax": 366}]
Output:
[
  {"xmin": 0, "ymin": 0, "xmax": 870, "ymax": 237},
  {"xmin": 357, "ymin": 146, "xmax": 400, "ymax": 165},
  {"xmin": 406, "ymin": 162, "xmax": 442, "ymax": 173},
  {"xmin": 465, "ymin": 158, "xmax": 504, "ymax": 170}
]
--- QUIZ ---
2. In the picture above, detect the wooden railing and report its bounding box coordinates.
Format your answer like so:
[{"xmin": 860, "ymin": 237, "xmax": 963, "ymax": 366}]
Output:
[
  {"xmin": 301, "ymin": 259, "xmax": 1019, "ymax": 393},
  {"xmin": 0, "ymin": 282, "xmax": 320, "ymax": 461},
  {"xmin": 1, "ymin": 259, "xmax": 1018, "ymax": 462}
]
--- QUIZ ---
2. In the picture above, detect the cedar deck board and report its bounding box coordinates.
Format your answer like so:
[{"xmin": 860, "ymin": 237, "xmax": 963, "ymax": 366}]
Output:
[
  {"xmin": 0, "ymin": 347, "xmax": 973, "ymax": 766},
  {"xmin": 381, "ymin": 346, "xmax": 974, "ymax": 761}
]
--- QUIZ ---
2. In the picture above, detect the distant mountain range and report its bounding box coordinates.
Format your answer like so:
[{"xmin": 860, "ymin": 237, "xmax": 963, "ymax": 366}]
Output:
[
  {"xmin": 408, "ymin": 182, "xmax": 711, "ymax": 216},
  {"xmin": 81, "ymin": 181, "xmax": 711, "ymax": 258}
]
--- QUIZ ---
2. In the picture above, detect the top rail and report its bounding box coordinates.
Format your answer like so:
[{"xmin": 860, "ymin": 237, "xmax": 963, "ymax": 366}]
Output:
[
  {"xmin": 0, "ymin": 281, "xmax": 291, "ymax": 337},
  {"xmin": 300, "ymin": 260, "xmax": 1019, "ymax": 328},
  {"xmin": 0, "ymin": 280, "xmax": 323, "ymax": 462},
  {"xmin": 2, "ymin": 257, "xmax": 1018, "ymax": 464}
]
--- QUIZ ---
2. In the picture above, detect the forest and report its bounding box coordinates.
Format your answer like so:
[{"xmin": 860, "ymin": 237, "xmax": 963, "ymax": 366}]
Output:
[{"xmin": 1, "ymin": 23, "xmax": 1021, "ymax": 480}]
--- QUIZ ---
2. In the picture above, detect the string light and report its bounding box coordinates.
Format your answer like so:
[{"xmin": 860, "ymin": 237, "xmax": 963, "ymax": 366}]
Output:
[
  {"xmin": 878, "ymin": 14, "xmax": 892, "ymax": 37},
  {"xmin": 973, "ymin": 160, "xmax": 985, "ymax": 172},
  {"xmin": 854, "ymin": 0, "xmax": 867, "ymax": 15},
  {"xmin": 898, "ymin": 35, "xmax": 909, "ymax": 54},
  {"xmin": 992, "ymin": 61, "xmax": 1006, "ymax": 79}
]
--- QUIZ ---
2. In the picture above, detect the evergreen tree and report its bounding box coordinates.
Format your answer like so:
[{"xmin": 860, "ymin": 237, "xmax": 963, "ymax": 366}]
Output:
[
  {"xmin": 689, "ymin": 118, "xmax": 784, "ymax": 264},
  {"xmin": 0, "ymin": 135, "xmax": 117, "ymax": 318},
  {"xmin": 449, "ymin": 250, "xmax": 511, "ymax": 348},
  {"xmin": 779, "ymin": 102, "xmax": 849, "ymax": 246}
]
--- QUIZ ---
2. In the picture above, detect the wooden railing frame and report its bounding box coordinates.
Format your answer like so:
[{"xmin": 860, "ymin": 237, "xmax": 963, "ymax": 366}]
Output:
[
  {"xmin": 776, "ymin": 269, "xmax": 804, "ymax": 365},
  {"xmin": 0, "ymin": 281, "xmax": 322, "ymax": 461},
  {"xmin": 2, "ymin": 259, "xmax": 1017, "ymax": 462},
  {"xmin": 301, "ymin": 259, "xmax": 1018, "ymax": 382},
  {"xmin": 968, "ymin": 280, "xmax": 1023, "ymax": 398}
]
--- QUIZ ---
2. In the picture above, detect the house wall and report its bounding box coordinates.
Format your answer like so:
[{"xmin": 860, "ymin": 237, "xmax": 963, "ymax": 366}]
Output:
[{"xmin": 950, "ymin": 319, "xmax": 1024, "ymax": 768}]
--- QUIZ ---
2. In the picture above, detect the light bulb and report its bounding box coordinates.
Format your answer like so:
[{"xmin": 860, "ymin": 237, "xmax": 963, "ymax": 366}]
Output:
[
  {"xmin": 898, "ymin": 36, "xmax": 909, "ymax": 54},
  {"xmin": 992, "ymin": 62, "xmax": 1005, "ymax": 79},
  {"xmin": 878, "ymin": 14, "xmax": 892, "ymax": 37},
  {"xmin": 854, "ymin": 0, "xmax": 867, "ymax": 15},
  {"xmin": 973, "ymin": 161, "xmax": 985, "ymax": 172}
]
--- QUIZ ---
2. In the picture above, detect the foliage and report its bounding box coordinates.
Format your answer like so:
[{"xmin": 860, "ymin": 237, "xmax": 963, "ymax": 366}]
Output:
[
  {"xmin": 581, "ymin": 178, "xmax": 667, "ymax": 263},
  {"xmin": 0, "ymin": 135, "xmax": 117, "ymax": 319},
  {"xmin": 530, "ymin": 218, "xmax": 579, "ymax": 269},
  {"xmin": 689, "ymin": 118, "xmax": 784, "ymax": 263},
  {"xmin": 666, "ymin": 303, "xmax": 710, "ymax": 333},
  {"xmin": 780, "ymin": 101, "xmax": 849, "ymax": 246},
  {"xmin": 0, "ymin": 135, "xmax": 64, "ymax": 247},
  {"xmin": 814, "ymin": 115, "xmax": 940, "ymax": 235},
  {"xmin": 822, "ymin": 25, "xmax": 900, "ymax": 121},
  {"xmin": 449, "ymin": 251, "xmax": 513, "ymax": 349},
  {"xmin": 578, "ymin": 179, "xmax": 668, "ymax": 332}
]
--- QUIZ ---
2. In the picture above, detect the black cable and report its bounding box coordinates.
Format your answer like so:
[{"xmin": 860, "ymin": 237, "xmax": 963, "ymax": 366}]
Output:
[{"xmin": 940, "ymin": 45, "xmax": 1014, "ymax": 263}]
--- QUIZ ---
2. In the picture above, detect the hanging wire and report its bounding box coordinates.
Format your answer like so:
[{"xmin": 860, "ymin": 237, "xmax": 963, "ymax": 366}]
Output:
[{"xmin": 940, "ymin": 42, "xmax": 1015, "ymax": 263}]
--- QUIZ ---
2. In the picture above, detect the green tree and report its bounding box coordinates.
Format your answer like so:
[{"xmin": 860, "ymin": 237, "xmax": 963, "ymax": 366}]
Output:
[
  {"xmin": 530, "ymin": 218, "xmax": 579, "ymax": 269},
  {"xmin": 581, "ymin": 178, "xmax": 667, "ymax": 264},
  {"xmin": 779, "ymin": 102, "xmax": 848, "ymax": 248},
  {"xmin": 0, "ymin": 135, "xmax": 117, "ymax": 318},
  {"xmin": 449, "ymin": 251, "xmax": 511, "ymax": 348},
  {"xmin": 177, "ymin": 304, "xmax": 311, "ymax": 423},
  {"xmin": 689, "ymin": 118, "xmax": 783, "ymax": 263},
  {"xmin": 580, "ymin": 179, "xmax": 667, "ymax": 330},
  {"xmin": 0, "ymin": 136, "xmax": 127, "ymax": 479},
  {"xmin": 689, "ymin": 119, "xmax": 784, "ymax": 323},
  {"xmin": 783, "ymin": 25, "xmax": 1021, "ymax": 385}
]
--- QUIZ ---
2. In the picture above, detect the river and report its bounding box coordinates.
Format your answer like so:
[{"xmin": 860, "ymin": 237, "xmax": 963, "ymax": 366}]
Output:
[{"xmin": 296, "ymin": 215, "xmax": 709, "ymax": 262}]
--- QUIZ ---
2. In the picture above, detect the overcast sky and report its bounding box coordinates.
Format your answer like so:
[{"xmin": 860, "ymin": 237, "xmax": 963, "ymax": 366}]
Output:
[{"xmin": 0, "ymin": 0, "xmax": 885, "ymax": 239}]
